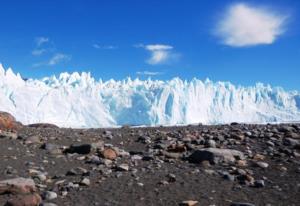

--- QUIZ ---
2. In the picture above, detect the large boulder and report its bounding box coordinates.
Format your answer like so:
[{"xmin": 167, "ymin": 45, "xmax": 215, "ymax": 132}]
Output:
[
  {"xmin": 65, "ymin": 144, "xmax": 92, "ymax": 154},
  {"xmin": 5, "ymin": 193, "xmax": 42, "ymax": 206},
  {"xmin": 0, "ymin": 178, "xmax": 36, "ymax": 194},
  {"xmin": 188, "ymin": 148, "xmax": 245, "ymax": 164},
  {"xmin": 0, "ymin": 111, "xmax": 22, "ymax": 130}
]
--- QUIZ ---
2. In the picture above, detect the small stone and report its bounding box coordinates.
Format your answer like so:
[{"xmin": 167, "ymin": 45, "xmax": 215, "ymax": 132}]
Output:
[
  {"xmin": 80, "ymin": 178, "xmax": 90, "ymax": 186},
  {"xmin": 41, "ymin": 203, "xmax": 58, "ymax": 206},
  {"xmin": 167, "ymin": 173, "xmax": 176, "ymax": 182},
  {"xmin": 102, "ymin": 148, "xmax": 118, "ymax": 160},
  {"xmin": 256, "ymin": 161, "xmax": 269, "ymax": 168},
  {"xmin": 137, "ymin": 182, "xmax": 144, "ymax": 187},
  {"xmin": 237, "ymin": 160, "xmax": 247, "ymax": 167},
  {"xmin": 231, "ymin": 203, "xmax": 255, "ymax": 206},
  {"xmin": 43, "ymin": 191, "xmax": 57, "ymax": 200},
  {"xmin": 158, "ymin": 180, "xmax": 169, "ymax": 185},
  {"xmin": 25, "ymin": 136, "xmax": 41, "ymax": 144},
  {"xmin": 266, "ymin": 141, "xmax": 275, "ymax": 147},
  {"xmin": 116, "ymin": 164, "xmax": 129, "ymax": 171},
  {"xmin": 179, "ymin": 200, "xmax": 198, "ymax": 206},
  {"xmin": 253, "ymin": 154, "xmax": 265, "ymax": 161},
  {"xmin": 284, "ymin": 138, "xmax": 300, "ymax": 147},
  {"xmin": 41, "ymin": 143, "xmax": 62, "ymax": 155},
  {"xmin": 36, "ymin": 174, "xmax": 47, "ymax": 182},
  {"xmin": 254, "ymin": 180, "xmax": 265, "ymax": 188},
  {"xmin": 223, "ymin": 172, "xmax": 235, "ymax": 181},
  {"xmin": 206, "ymin": 139, "xmax": 216, "ymax": 148}
]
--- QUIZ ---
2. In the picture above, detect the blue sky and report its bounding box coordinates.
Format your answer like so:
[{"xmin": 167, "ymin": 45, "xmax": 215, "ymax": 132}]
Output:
[{"xmin": 0, "ymin": 0, "xmax": 299, "ymax": 90}]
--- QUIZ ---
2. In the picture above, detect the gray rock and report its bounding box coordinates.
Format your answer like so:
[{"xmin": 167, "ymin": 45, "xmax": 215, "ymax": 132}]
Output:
[
  {"xmin": 188, "ymin": 148, "xmax": 244, "ymax": 164},
  {"xmin": 256, "ymin": 161, "xmax": 269, "ymax": 168},
  {"xmin": 254, "ymin": 179, "xmax": 265, "ymax": 188},
  {"xmin": 0, "ymin": 131, "xmax": 18, "ymax": 139},
  {"xmin": 43, "ymin": 191, "xmax": 58, "ymax": 200},
  {"xmin": 206, "ymin": 139, "xmax": 216, "ymax": 148},
  {"xmin": 80, "ymin": 178, "xmax": 90, "ymax": 186},
  {"xmin": 116, "ymin": 164, "xmax": 129, "ymax": 171},
  {"xmin": 284, "ymin": 138, "xmax": 300, "ymax": 147},
  {"xmin": 42, "ymin": 143, "xmax": 62, "ymax": 155},
  {"xmin": 231, "ymin": 203, "xmax": 255, "ymax": 206},
  {"xmin": 41, "ymin": 203, "xmax": 58, "ymax": 206},
  {"xmin": 24, "ymin": 135, "xmax": 41, "ymax": 144}
]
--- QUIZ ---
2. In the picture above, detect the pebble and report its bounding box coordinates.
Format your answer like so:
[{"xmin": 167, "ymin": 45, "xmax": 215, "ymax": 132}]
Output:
[
  {"xmin": 179, "ymin": 200, "xmax": 198, "ymax": 206},
  {"xmin": 231, "ymin": 203, "xmax": 255, "ymax": 206},
  {"xmin": 254, "ymin": 180, "xmax": 265, "ymax": 188},
  {"xmin": 256, "ymin": 161, "xmax": 269, "ymax": 168},
  {"xmin": 80, "ymin": 178, "xmax": 91, "ymax": 186},
  {"xmin": 116, "ymin": 164, "xmax": 129, "ymax": 171},
  {"xmin": 43, "ymin": 191, "xmax": 58, "ymax": 200}
]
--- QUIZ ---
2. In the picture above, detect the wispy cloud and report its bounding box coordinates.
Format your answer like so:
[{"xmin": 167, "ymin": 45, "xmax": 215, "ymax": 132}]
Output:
[
  {"xmin": 32, "ymin": 49, "xmax": 47, "ymax": 56},
  {"xmin": 48, "ymin": 53, "xmax": 71, "ymax": 65},
  {"xmin": 93, "ymin": 44, "xmax": 118, "ymax": 50},
  {"xmin": 136, "ymin": 70, "xmax": 163, "ymax": 76},
  {"xmin": 136, "ymin": 44, "xmax": 179, "ymax": 65},
  {"xmin": 32, "ymin": 36, "xmax": 51, "ymax": 56},
  {"xmin": 35, "ymin": 37, "xmax": 49, "ymax": 47},
  {"xmin": 215, "ymin": 3, "xmax": 288, "ymax": 47},
  {"xmin": 32, "ymin": 37, "xmax": 71, "ymax": 67}
]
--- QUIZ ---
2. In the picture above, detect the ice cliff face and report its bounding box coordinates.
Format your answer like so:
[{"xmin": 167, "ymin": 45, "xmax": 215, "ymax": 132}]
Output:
[{"xmin": 0, "ymin": 63, "xmax": 299, "ymax": 128}]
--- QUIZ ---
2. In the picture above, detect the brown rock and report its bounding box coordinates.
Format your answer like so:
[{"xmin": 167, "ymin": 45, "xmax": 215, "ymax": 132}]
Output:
[
  {"xmin": 237, "ymin": 160, "xmax": 247, "ymax": 167},
  {"xmin": 167, "ymin": 144, "xmax": 187, "ymax": 153},
  {"xmin": 102, "ymin": 148, "xmax": 118, "ymax": 160},
  {"xmin": 0, "ymin": 111, "xmax": 22, "ymax": 130},
  {"xmin": 6, "ymin": 193, "xmax": 42, "ymax": 206},
  {"xmin": 253, "ymin": 154, "xmax": 265, "ymax": 161},
  {"xmin": 0, "ymin": 178, "xmax": 36, "ymax": 194}
]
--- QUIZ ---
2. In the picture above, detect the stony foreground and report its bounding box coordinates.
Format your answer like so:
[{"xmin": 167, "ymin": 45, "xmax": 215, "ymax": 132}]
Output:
[{"xmin": 0, "ymin": 122, "xmax": 300, "ymax": 206}]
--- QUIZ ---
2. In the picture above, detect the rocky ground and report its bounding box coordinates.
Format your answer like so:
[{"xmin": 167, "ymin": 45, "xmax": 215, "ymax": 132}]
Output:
[{"xmin": 0, "ymin": 114, "xmax": 300, "ymax": 206}]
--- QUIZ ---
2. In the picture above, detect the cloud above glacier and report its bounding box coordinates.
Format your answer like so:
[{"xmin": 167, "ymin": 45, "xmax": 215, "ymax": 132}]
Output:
[
  {"xmin": 136, "ymin": 44, "xmax": 179, "ymax": 65},
  {"xmin": 93, "ymin": 44, "xmax": 118, "ymax": 50},
  {"xmin": 48, "ymin": 53, "xmax": 71, "ymax": 65},
  {"xmin": 215, "ymin": 3, "xmax": 288, "ymax": 47},
  {"xmin": 31, "ymin": 37, "xmax": 71, "ymax": 67},
  {"xmin": 32, "ymin": 49, "xmax": 47, "ymax": 56}
]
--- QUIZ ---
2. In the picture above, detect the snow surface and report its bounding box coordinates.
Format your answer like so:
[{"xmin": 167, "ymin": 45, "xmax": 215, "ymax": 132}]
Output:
[{"xmin": 0, "ymin": 63, "xmax": 299, "ymax": 128}]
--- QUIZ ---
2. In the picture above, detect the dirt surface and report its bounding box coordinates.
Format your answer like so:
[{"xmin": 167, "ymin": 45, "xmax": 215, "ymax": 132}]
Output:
[{"xmin": 0, "ymin": 123, "xmax": 299, "ymax": 206}]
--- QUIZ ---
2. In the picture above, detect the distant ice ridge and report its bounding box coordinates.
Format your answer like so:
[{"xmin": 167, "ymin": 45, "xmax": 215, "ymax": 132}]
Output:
[{"xmin": 0, "ymin": 63, "xmax": 299, "ymax": 128}]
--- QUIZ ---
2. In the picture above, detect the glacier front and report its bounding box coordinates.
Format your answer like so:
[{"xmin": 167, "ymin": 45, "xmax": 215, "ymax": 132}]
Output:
[{"xmin": 0, "ymin": 64, "xmax": 299, "ymax": 128}]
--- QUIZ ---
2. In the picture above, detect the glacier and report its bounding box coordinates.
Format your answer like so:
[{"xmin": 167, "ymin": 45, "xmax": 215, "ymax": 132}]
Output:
[{"xmin": 0, "ymin": 63, "xmax": 299, "ymax": 128}]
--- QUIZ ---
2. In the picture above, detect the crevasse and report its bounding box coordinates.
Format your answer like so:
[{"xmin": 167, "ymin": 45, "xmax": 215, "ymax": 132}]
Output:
[{"xmin": 0, "ymin": 63, "xmax": 299, "ymax": 128}]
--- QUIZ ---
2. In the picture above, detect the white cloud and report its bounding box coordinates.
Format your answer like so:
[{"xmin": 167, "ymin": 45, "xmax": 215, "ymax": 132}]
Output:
[
  {"xmin": 137, "ymin": 44, "xmax": 176, "ymax": 65},
  {"xmin": 48, "ymin": 53, "xmax": 71, "ymax": 66},
  {"xmin": 136, "ymin": 71, "xmax": 163, "ymax": 76},
  {"xmin": 32, "ymin": 49, "xmax": 46, "ymax": 56},
  {"xmin": 36, "ymin": 37, "xmax": 49, "ymax": 47},
  {"xmin": 215, "ymin": 3, "xmax": 288, "ymax": 47},
  {"xmin": 93, "ymin": 44, "xmax": 117, "ymax": 50}
]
